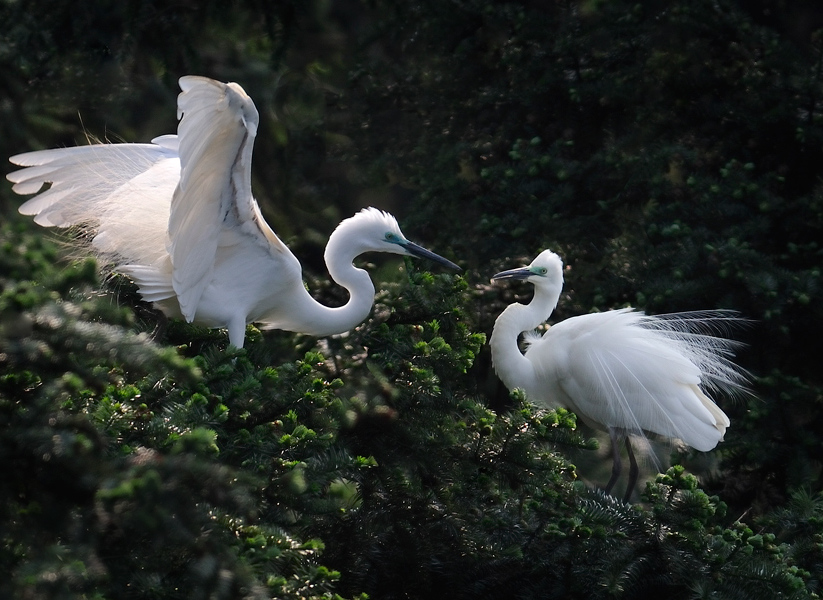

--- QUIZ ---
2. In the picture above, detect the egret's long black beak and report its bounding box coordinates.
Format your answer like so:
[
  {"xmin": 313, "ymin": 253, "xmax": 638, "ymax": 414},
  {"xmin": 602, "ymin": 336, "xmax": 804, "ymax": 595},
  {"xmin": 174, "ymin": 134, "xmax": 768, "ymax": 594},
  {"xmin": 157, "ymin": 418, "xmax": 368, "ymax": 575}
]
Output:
[
  {"xmin": 491, "ymin": 267, "xmax": 532, "ymax": 282},
  {"xmin": 402, "ymin": 241, "xmax": 461, "ymax": 271}
]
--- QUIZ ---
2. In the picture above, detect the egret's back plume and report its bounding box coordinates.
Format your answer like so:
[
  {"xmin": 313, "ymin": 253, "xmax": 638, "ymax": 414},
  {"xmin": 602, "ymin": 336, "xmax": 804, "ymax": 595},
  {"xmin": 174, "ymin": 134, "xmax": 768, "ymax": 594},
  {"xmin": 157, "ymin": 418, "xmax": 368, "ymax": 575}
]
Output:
[
  {"xmin": 489, "ymin": 250, "xmax": 750, "ymax": 501},
  {"xmin": 8, "ymin": 76, "xmax": 459, "ymax": 348}
]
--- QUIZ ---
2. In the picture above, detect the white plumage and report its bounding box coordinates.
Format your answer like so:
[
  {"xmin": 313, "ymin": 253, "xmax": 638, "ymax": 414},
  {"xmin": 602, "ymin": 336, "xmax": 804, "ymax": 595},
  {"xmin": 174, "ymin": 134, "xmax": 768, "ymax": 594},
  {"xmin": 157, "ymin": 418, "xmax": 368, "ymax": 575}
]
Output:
[
  {"xmin": 8, "ymin": 76, "xmax": 458, "ymax": 347},
  {"xmin": 490, "ymin": 250, "xmax": 749, "ymax": 501}
]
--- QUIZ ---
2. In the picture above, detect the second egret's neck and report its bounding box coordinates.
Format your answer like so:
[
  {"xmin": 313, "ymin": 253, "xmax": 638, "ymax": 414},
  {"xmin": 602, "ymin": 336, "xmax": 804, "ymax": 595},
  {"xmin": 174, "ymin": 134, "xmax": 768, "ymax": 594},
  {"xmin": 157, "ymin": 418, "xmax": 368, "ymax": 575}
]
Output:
[{"xmin": 490, "ymin": 283, "xmax": 561, "ymax": 394}]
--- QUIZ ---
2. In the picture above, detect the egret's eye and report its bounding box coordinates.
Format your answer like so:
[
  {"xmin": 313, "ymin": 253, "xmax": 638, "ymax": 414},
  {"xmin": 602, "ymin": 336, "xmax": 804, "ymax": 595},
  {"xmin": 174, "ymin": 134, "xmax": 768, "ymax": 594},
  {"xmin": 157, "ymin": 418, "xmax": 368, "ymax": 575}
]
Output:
[
  {"xmin": 535, "ymin": 267, "xmax": 548, "ymax": 275},
  {"xmin": 385, "ymin": 232, "xmax": 399, "ymax": 242}
]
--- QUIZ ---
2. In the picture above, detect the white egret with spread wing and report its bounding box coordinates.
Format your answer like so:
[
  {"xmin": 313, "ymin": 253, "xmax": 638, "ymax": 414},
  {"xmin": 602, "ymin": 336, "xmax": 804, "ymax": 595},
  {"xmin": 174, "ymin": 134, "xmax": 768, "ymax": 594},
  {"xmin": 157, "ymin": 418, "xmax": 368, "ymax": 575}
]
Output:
[
  {"xmin": 7, "ymin": 76, "xmax": 459, "ymax": 347},
  {"xmin": 489, "ymin": 250, "xmax": 749, "ymax": 501}
]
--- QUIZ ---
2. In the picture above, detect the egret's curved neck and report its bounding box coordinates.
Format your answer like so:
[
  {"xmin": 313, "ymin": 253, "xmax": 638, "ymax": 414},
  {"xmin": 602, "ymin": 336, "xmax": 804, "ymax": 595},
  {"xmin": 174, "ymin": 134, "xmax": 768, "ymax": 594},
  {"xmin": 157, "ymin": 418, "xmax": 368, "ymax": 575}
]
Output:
[
  {"xmin": 490, "ymin": 284, "xmax": 561, "ymax": 394},
  {"xmin": 290, "ymin": 233, "xmax": 376, "ymax": 337}
]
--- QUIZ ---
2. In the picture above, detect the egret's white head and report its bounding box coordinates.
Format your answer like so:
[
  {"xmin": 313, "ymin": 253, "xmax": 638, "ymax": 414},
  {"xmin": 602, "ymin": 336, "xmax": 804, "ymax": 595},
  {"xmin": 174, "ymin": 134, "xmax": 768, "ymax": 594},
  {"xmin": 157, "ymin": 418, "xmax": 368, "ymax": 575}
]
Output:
[
  {"xmin": 491, "ymin": 249, "xmax": 563, "ymax": 288},
  {"xmin": 327, "ymin": 207, "xmax": 459, "ymax": 270}
]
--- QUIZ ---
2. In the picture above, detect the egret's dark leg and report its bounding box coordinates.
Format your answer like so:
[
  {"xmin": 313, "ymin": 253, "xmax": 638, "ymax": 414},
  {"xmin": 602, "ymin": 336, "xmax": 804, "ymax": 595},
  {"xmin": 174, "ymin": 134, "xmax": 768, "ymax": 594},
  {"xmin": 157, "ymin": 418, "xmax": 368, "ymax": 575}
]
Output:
[
  {"xmin": 604, "ymin": 428, "xmax": 622, "ymax": 496},
  {"xmin": 623, "ymin": 437, "xmax": 639, "ymax": 502},
  {"xmin": 151, "ymin": 311, "xmax": 168, "ymax": 343}
]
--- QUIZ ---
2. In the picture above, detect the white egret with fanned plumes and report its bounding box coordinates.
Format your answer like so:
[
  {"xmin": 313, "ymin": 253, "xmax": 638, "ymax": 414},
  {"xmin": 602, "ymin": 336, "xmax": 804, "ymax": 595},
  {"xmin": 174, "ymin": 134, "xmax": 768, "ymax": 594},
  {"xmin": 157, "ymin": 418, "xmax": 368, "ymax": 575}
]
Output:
[{"xmin": 489, "ymin": 250, "xmax": 750, "ymax": 501}]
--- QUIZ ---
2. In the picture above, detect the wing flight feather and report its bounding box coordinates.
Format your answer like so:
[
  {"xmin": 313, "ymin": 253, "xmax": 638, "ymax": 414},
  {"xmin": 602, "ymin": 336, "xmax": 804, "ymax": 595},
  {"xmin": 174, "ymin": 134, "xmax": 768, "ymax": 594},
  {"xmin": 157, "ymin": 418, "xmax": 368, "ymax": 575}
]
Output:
[
  {"xmin": 8, "ymin": 141, "xmax": 178, "ymax": 265},
  {"xmin": 169, "ymin": 76, "xmax": 262, "ymax": 321}
]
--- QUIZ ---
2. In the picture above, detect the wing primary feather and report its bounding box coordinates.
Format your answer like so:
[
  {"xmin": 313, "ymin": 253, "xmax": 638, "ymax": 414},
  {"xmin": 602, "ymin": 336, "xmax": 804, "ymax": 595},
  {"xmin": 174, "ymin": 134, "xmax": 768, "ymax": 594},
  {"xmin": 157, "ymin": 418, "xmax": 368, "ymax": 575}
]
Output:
[{"xmin": 168, "ymin": 76, "xmax": 262, "ymax": 321}]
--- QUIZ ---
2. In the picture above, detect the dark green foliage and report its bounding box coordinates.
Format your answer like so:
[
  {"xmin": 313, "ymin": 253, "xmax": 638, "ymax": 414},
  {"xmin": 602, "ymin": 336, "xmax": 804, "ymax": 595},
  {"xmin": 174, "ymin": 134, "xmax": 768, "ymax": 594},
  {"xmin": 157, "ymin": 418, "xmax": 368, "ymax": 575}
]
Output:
[
  {"xmin": 0, "ymin": 218, "xmax": 348, "ymax": 597},
  {"xmin": 3, "ymin": 0, "xmax": 823, "ymax": 597},
  {"xmin": 2, "ymin": 221, "xmax": 815, "ymax": 597}
]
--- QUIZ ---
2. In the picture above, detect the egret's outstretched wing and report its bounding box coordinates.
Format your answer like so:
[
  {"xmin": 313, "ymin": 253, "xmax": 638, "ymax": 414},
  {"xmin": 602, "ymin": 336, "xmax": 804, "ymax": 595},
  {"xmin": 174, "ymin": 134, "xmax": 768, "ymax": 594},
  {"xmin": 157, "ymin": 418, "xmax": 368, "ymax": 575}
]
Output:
[
  {"xmin": 170, "ymin": 76, "xmax": 292, "ymax": 322},
  {"xmin": 7, "ymin": 137, "xmax": 179, "ymax": 265}
]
